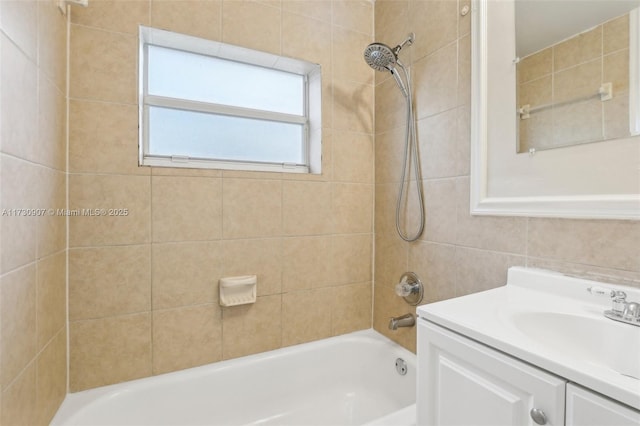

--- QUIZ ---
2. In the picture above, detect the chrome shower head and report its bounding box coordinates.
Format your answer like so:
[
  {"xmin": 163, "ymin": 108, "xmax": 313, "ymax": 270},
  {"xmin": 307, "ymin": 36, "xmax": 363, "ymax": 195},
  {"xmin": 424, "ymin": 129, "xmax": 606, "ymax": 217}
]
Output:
[
  {"xmin": 363, "ymin": 42, "xmax": 397, "ymax": 72},
  {"xmin": 363, "ymin": 33, "xmax": 414, "ymax": 72}
]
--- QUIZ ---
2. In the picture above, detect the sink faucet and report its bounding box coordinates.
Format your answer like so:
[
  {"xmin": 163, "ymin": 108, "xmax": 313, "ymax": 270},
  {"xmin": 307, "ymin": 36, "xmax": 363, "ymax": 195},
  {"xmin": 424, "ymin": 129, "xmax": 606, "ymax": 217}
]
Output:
[
  {"xmin": 588, "ymin": 286, "xmax": 640, "ymax": 327},
  {"xmin": 389, "ymin": 313, "xmax": 415, "ymax": 330}
]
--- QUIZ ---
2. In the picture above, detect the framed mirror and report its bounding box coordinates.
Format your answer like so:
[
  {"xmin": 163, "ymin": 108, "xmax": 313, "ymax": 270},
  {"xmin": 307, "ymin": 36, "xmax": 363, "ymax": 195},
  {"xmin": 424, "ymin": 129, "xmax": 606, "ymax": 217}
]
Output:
[{"xmin": 470, "ymin": 0, "xmax": 640, "ymax": 219}]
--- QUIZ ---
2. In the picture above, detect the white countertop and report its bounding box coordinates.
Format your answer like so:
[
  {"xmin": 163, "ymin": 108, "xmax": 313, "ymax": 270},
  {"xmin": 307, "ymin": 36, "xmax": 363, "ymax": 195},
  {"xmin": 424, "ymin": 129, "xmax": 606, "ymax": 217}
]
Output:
[{"xmin": 417, "ymin": 267, "xmax": 640, "ymax": 410}]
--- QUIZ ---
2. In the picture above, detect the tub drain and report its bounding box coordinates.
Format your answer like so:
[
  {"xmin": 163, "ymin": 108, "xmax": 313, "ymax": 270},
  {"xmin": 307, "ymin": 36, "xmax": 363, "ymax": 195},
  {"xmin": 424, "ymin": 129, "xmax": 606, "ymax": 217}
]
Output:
[{"xmin": 395, "ymin": 358, "xmax": 407, "ymax": 375}]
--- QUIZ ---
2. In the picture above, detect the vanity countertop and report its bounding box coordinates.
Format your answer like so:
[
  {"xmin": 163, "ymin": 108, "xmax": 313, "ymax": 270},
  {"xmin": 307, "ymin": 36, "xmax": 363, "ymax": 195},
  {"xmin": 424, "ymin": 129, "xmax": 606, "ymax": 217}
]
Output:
[{"xmin": 417, "ymin": 267, "xmax": 640, "ymax": 410}]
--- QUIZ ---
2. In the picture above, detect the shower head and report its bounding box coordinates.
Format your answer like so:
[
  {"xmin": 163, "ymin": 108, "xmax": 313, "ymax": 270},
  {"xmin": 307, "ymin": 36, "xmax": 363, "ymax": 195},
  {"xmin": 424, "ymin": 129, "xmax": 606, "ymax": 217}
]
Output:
[
  {"xmin": 363, "ymin": 42, "xmax": 398, "ymax": 72},
  {"xmin": 363, "ymin": 33, "xmax": 414, "ymax": 97},
  {"xmin": 363, "ymin": 33, "xmax": 414, "ymax": 72}
]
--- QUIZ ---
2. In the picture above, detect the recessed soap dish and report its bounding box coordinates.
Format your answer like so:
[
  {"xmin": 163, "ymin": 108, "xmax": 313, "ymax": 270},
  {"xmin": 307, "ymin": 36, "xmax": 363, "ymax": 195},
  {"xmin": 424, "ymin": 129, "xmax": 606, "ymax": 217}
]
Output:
[{"xmin": 219, "ymin": 275, "xmax": 257, "ymax": 307}]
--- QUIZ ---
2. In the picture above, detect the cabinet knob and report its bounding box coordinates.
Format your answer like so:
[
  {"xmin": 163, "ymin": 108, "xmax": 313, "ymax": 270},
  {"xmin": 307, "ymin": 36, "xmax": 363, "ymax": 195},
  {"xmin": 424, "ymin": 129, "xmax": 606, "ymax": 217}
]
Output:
[{"xmin": 530, "ymin": 408, "xmax": 547, "ymax": 425}]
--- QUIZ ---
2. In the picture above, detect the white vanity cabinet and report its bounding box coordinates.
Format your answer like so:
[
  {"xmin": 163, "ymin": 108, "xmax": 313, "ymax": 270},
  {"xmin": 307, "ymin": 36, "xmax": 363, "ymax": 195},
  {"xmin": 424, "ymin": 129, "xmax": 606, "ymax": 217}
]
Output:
[
  {"xmin": 417, "ymin": 320, "xmax": 566, "ymax": 426},
  {"xmin": 418, "ymin": 320, "xmax": 640, "ymax": 426},
  {"xmin": 566, "ymin": 384, "xmax": 640, "ymax": 426}
]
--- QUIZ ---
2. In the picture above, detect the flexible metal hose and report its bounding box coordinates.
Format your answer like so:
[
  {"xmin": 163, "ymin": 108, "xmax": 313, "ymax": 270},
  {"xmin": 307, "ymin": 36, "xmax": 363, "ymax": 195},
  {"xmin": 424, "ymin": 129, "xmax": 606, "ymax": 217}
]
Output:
[{"xmin": 394, "ymin": 61, "xmax": 424, "ymax": 242}]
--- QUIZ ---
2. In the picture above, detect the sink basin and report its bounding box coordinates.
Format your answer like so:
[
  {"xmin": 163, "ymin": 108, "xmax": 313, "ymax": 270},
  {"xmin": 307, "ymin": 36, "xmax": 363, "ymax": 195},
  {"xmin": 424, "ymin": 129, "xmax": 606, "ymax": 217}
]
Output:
[
  {"xmin": 418, "ymin": 267, "xmax": 640, "ymax": 410},
  {"xmin": 510, "ymin": 312, "xmax": 640, "ymax": 380}
]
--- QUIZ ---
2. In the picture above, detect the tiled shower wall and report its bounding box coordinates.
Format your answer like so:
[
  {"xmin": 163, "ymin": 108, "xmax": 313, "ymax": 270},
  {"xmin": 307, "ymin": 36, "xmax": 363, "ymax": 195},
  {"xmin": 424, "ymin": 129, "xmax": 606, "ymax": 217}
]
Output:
[
  {"xmin": 67, "ymin": 0, "xmax": 375, "ymax": 392},
  {"xmin": 373, "ymin": 0, "xmax": 640, "ymax": 352},
  {"xmin": 0, "ymin": 0, "xmax": 68, "ymax": 423}
]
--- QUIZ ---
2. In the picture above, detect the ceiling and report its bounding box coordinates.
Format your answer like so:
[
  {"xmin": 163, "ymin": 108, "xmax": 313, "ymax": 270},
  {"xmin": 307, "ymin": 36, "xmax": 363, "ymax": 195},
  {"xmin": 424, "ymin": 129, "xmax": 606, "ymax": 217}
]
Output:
[{"xmin": 515, "ymin": 0, "xmax": 640, "ymax": 57}]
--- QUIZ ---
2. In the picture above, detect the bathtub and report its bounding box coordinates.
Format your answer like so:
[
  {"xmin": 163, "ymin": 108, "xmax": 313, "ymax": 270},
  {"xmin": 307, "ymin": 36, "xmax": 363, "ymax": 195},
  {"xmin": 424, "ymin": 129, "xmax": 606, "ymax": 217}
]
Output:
[{"xmin": 51, "ymin": 329, "xmax": 416, "ymax": 426}]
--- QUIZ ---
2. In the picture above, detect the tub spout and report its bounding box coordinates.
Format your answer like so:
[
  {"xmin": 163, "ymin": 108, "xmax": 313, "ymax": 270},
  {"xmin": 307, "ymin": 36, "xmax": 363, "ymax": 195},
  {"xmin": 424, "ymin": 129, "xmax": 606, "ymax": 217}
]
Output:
[{"xmin": 389, "ymin": 313, "xmax": 415, "ymax": 330}]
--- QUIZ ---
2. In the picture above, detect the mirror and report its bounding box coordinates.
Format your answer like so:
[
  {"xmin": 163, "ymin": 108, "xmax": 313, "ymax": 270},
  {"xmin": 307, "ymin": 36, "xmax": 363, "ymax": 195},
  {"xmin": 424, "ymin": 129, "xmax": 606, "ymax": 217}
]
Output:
[
  {"xmin": 515, "ymin": 0, "xmax": 640, "ymax": 153},
  {"xmin": 470, "ymin": 0, "xmax": 640, "ymax": 219}
]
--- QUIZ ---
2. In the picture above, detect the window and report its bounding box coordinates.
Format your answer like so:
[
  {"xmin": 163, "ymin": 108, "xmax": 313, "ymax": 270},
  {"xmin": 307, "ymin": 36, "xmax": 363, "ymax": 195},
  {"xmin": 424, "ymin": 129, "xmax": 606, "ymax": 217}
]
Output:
[{"xmin": 139, "ymin": 26, "xmax": 322, "ymax": 173}]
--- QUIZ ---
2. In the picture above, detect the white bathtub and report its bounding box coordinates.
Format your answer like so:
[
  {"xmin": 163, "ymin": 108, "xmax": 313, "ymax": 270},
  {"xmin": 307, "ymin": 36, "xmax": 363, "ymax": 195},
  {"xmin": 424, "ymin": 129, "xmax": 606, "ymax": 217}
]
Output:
[{"xmin": 52, "ymin": 329, "xmax": 416, "ymax": 426}]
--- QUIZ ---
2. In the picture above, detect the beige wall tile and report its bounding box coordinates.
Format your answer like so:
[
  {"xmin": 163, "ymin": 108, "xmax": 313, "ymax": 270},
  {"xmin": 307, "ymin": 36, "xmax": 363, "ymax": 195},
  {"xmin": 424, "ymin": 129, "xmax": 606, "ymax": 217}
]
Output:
[
  {"xmin": 553, "ymin": 26, "xmax": 602, "ymax": 71},
  {"xmin": 152, "ymin": 304, "xmax": 222, "ymax": 374},
  {"xmin": 331, "ymin": 234, "xmax": 372, "ymax": 285},
  {"xmin": 518, "ymin": 48, "xmax": 552, "ymax": 84},
  {"xmin": 409, "ymin": 241, "xmax": 456, "ymax": 304},
  {"xmin": 71, "ymin": 0, "xmax": 149, "ymax": 34},
  {"xmin": 1, "ymin": 34, "xmax": 38, "ymax": 162},
  {"xmin": 603, "ymin": 14, "xmax": 629, "ymax": 55},
  {"xmin": 331, "ymin": 282, "xmax": 372, "ymax": 335},
  {"xmin": 222, "ymin": 178, "xmax": 282, "ymax": 238},
  {"xmin": 282, "ymin": 236, "xmax": 332, "ymax": 291},
  {"xmin": 0, "ymin": 265, "xmax": 36, "ymax": 389},
  {"xmin": 37, "ymin": 74, "xmax": 66, "ymax": 171},
  {"xmin": 0, "ymin": 155, "xmax": 38, "ymax": 274},
  {"xmin": 459, "ymin": 0, "xmax": 471, "ymax": 37},
  {"xmin": 282, "ymin": 181, "xmax": 332, "ymax": 236},
  {"xmin": 0, "ymin": 0, "xmax": 37, "ymax": 60},
  {"xmin": 332, "ymin": 26, "xmax": 373, "ymax": 85},
  {"xmin": 528, "ymin": 218, "xmax": 640, "ymax": 272},
  {"xmin": 282, "ymin": 288, "xmax": 332, "ymax": 346},
  {"xmin": 69, "ymin": 100, "xmax": 146, "ymax": 175},
  {"xmin": 455, "ymin": 177, "xmax": 527, "ymax": 254},
  {"xmin": 69, "ymin": 245, "xmax": 151, "ymax": 320},
  {"xmin": 222, "ymin": 1, "xmax": 281, "ymax": 54},
  {"xmin": 152, "ymin": 176, "xmax": 222, "ymax": 242},
  {"xmin": 604, "ymin": 49, "xmax": 630, "ymax": 94},
  {"xmin": 604, "ymin": 94, "xmax": 631, "ymax": 140},
  {"xmin": 222, "ymin": 295, "xmax": 282, "ymax": 359},
  {"xmin": 70, "ymin": 313, "xmax": 152, "ymax": 391},
  {"xmin": 552, "ymin": 98, "xmax": 603, "ymax": 146},
  {"xmin": 36, "ymin": 168, "xmax": 66, "ymax": 259},
  {"xmin": 374, "ymin": 183, "xmax": 397, "ymax": 236},
  {"xmin": 374, "ymin": 1, "xmax": 408, "ymax": 83},
  {"xmin": 331, "ymin": 183, "xmax": 373, "ymax": 234},
  {"xmin": 36, "ymin": 330, "xmax": 67, "ymax": 426},
  {"xmin": 518, "ymin": 75, "xmax": 552, "ymax": 109},
  {"xmin": 333, "ymin": 131, "xmax": 373, "ymax": 183},
  {"xmin": 282, "ymin": 12, "xmax": 332, "ymax": 72},
  {"xmin": 36, "ymin": 252, "xmax": 66, "ymax": 350},
  {"xmin": 413, "ymin": 42, "xmax": 457, "ymax": 119},
  {"xmin": 409, "ymin": 0, "xmax": 457, "ymax": 62},
  {"xmin": 457, "ymin": 34, "xmax": 471, "ymax": 106},
  {"xmin": 69, "ymin": 174, "xmax": 151, "ymax": 247},
  {"xmin": 333, "ymin": 79, "xmax": 374, "ymax": 133},
  {"xmin": 519, "ymin": 108, "xmax": 553, "ymax": 151},
  {"xmin": 151, "ymin": 0, "xmax": 222, "ymax": 41},
  {"xmin": 1, "ymin": 362, "xmax": 37, "ymax": 426},
  {"xmin": 553, "ymin": 59, "xmax": 602, "ymax": 104},
  {"xmin": 455, "ymin": 106, "xmax": 471, "ymax": 176},
  {"xmin": 374, "ymin": 127, "xmax": 404, "ymax": 184},
  {"xmin": 152, "ymin": 241, "xmax": 221, "ymax": 309},
  {"xmin": 223, "ymin": 238, "xmax": 282, "ymax": 296},
  {"xmin": 375, "ymin": 77, "xmax": 405, "ymax": 133},
  {"xmin": 374, "ymin": 232, "xmax": 408, "ymax": 293},
  {"xmin": 421, "ymin": 178, "xmax": 457, "ymax": 244},
  {"xmin": 37, "ymin": 0, "xmax": 67, "ymax": 91},
  {"xmin": 526, "ymin": 257, "xmax": 640, "ymax": 289},
  {"xmin": 454, "ymin": 247, "xmax": 525, "ymax": 297},
  {"xmin": 70, "ymin": 25, "xmax": 137, "ymax": 103},
  {"xmin": 283, "ymin": 0, "xmax": 331, "ymax": 23},
  {"xmin": 333, "ymin": 0, "xmax": 372, "ymax": 35},
  {"xmin": 417, "ymin": 108, "xmax": 459, "ymax": 179}
]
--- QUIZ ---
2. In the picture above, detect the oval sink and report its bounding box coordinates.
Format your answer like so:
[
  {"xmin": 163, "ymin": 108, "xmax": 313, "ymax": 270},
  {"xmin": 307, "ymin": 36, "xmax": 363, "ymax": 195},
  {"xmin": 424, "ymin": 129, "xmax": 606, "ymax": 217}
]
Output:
[{"xmin": 510, "ymin": 312, "xmax": 640, "ymax": 380}]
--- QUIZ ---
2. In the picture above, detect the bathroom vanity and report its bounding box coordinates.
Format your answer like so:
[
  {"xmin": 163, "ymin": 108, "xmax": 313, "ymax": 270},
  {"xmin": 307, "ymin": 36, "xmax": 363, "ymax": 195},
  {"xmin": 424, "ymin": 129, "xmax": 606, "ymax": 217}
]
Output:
[{"xmin": 416, "ymin": 267, "xmax": 640, "ymax": 425}]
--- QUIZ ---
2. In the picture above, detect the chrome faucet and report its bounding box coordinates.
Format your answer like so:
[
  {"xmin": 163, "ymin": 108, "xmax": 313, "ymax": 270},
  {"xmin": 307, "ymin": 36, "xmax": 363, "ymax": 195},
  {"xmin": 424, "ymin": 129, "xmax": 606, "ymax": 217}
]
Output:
[
  {"xmin": 588, "ymin": 286, "xmax": 640, "ymax": 327},
  {"xmin": 389, "ymin": 313, "xmax": 415, "ymax": 330}
]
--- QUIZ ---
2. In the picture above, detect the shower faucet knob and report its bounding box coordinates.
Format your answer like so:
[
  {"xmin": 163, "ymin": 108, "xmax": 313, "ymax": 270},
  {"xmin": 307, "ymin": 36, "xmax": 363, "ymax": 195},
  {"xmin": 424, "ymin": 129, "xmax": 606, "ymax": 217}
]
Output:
[{"xmin": 395, "ymin": 272, "xmax": 423, "ymax": 306}]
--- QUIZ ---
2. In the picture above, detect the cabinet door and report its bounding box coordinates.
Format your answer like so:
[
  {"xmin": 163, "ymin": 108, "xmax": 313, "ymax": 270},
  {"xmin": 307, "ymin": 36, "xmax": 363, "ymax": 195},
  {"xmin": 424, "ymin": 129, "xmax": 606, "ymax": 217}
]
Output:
[
  {"xmin": 566, "ymin": 383, "xmax": 640, "ymax": 426},
  {"xmin": 417, "ymin": 320, "xmax": 566, "ymax": 426}
]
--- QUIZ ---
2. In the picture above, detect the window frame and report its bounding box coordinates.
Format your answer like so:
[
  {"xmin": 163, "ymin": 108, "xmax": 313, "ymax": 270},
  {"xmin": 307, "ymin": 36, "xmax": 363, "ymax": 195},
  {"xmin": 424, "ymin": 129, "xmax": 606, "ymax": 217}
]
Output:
[{"xmin": 138, "ymin": 26, "xmax": 322, "ymax": 174}]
